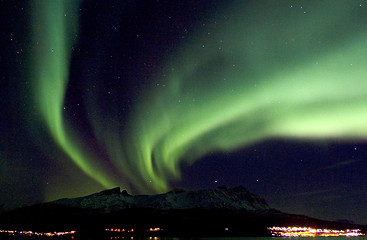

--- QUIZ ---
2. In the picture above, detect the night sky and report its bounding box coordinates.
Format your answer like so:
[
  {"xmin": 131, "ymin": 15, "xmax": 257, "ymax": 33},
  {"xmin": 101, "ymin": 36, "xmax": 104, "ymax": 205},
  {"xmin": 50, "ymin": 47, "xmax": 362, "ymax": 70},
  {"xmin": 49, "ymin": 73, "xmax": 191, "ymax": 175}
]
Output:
[{"xmin": 1, "ymin": 0, "xmax": 367, "ymax": 225}]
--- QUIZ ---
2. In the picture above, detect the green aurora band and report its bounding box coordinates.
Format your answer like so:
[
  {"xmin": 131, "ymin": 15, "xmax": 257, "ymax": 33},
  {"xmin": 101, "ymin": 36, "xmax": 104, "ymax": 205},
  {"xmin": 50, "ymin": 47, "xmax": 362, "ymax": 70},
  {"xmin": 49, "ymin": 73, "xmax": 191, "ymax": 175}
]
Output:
[
  {"xmin": 31, "ymin": 1, "xmax": 367, "ymax": 194},
  {"xmin": 31, "ymin": 0, "xmax": 116, "ymax": 189}
]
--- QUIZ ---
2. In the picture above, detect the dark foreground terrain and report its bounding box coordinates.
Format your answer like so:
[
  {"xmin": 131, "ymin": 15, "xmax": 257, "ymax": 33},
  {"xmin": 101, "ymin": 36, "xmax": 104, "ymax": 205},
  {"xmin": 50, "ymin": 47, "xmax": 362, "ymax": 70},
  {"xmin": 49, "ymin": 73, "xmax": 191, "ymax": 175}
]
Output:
[{"xmin": 0, "ymin": 186, "xmax": 366, "ymax": 237}]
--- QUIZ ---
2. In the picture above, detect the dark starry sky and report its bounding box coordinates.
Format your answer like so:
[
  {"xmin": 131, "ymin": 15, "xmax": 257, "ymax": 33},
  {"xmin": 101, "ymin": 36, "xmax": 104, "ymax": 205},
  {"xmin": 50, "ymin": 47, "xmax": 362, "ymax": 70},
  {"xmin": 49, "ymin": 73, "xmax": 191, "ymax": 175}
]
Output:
[{"xmin": 1, "ymin": 0, "xmax": 367, "ymax": 225}]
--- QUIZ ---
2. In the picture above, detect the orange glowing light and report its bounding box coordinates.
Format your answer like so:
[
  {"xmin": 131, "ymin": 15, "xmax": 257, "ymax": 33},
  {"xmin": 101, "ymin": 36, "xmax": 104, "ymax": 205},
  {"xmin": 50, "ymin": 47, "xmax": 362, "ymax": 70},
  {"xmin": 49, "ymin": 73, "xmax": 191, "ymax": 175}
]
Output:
[{"xmin": 268, "ymin": 226, "xmax": 365, "ymax": 237}]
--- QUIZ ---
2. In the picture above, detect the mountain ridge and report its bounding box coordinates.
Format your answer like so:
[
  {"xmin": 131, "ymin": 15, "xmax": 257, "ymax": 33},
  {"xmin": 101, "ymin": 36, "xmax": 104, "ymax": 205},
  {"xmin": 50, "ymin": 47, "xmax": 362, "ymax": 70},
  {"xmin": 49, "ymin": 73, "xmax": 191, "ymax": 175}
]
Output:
[
  {"xmin": 51, "ymin": 185, "xmax": 270, "ymax": 213},
  {"xmin": 0, "ymin": 186, "xmax": 366, "ymax": 237}
]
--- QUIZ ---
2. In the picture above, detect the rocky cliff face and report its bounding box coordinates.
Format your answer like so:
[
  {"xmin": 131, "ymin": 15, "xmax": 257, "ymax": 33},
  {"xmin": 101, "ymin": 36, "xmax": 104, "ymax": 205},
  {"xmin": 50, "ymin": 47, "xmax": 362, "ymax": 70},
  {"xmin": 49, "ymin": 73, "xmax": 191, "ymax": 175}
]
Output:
[{"xmin": 52, "ymin": 186, "xmax": 270, "ymax": 213}]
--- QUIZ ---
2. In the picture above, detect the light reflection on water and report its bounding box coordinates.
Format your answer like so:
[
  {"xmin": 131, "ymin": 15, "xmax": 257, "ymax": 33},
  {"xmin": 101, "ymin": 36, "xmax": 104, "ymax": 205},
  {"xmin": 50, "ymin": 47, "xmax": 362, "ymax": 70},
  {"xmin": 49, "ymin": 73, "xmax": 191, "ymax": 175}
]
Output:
[
  {"xmin": 106, "ymin": 237, "xmax": 367, "ymax": 240},
  {"xmin": 2, "ymin": 236, "xmax": 367, "ymax": 240}
]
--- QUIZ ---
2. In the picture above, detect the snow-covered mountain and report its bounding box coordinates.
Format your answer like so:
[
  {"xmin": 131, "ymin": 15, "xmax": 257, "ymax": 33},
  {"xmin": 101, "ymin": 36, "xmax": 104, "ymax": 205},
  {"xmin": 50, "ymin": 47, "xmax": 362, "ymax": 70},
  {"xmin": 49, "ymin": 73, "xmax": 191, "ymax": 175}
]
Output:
[
  {"xmin": 52, "ymin": 186, "xmax": 270, "ymax": 213},
  {"xmin": 2, "ymin": 186, "xmax": 365, "ymax": 237}
]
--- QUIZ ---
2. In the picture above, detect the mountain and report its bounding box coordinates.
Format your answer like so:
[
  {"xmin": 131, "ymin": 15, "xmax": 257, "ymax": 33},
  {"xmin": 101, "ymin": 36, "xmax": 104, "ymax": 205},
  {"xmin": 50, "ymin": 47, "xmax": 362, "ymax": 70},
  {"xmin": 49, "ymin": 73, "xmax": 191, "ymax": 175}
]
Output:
[
  {"xmin": 51, "ymin": 185, "xmax": 270, "ymax": 212},
  {"xmin": 0, "ymin": 186, "xmax": 365, "ymax": 237}
]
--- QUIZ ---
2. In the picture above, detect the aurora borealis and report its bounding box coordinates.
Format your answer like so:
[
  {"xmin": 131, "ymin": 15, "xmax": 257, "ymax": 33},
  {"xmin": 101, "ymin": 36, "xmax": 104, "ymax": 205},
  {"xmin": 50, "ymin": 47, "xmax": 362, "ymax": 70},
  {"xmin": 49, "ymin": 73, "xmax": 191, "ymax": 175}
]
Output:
[
  {"xmin": 1, "ymin": 0, "xmax": 367, "ymax": 224},
  {"xmin": 31, "ymin": 0, "xmax": 116, "ymax": 190}
]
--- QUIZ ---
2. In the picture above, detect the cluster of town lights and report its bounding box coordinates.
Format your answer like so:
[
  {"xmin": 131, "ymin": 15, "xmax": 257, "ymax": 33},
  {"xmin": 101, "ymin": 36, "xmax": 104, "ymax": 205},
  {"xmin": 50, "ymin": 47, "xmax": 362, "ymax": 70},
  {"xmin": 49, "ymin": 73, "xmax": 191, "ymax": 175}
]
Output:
[
  {"xmin": 105, "ymin": 227, "xmax": 163, "ymax": 233},
  {"xmin": 268, "ymin": 226, "xmax": 365, "ymax": 237},
  {"xmin": 105, "ymin": 228, "xmax": 135, "ymax": 233},
  {"xmin": 0, "ymin": 229, "xmax": 76, "ymax": 237},
  {"xmin": 148, "ymin": 227, "xmax": 162, "ymax": 232}
]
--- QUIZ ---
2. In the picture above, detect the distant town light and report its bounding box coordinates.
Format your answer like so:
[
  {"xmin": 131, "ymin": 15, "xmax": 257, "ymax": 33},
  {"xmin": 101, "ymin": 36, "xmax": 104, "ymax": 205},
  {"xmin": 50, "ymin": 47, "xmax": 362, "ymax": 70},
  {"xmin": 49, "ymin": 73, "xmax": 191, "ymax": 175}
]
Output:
[
  {"xmin": 268, "ymin": 226, "xmax": 365, "ymax": 237},
  {"xmin": 0, "ymin": 229, "xmax": 76, "ymax": 237},
  {"xmin": 148, "ymin": 227, "xmax": 162, "ymax": 232}
]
